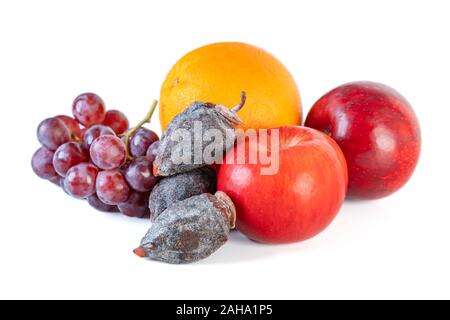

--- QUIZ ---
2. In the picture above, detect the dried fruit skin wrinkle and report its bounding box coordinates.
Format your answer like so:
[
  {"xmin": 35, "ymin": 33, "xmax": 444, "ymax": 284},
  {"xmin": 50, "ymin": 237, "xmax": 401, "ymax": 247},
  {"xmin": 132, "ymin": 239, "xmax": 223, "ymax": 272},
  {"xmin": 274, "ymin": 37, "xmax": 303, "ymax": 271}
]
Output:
[
  {"xmin": 135, "ymin": 191, "xmax": 236, "ymax": 264},
  {"xmin": 153, "ymin": 92, "xmax": 246, "ymax": 176},
  {"xmin": 149, "ymin": 167, "xmax": 217, "ymax": 220}
]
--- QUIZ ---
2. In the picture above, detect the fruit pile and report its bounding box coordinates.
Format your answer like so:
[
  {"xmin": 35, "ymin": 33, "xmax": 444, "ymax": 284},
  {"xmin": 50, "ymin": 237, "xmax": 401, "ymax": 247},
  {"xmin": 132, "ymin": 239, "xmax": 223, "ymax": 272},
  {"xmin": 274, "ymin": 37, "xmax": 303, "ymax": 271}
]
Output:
[
  {"xmin": 32, "ymin": 93, "xmax": 161, "ymax": 218},
  {"xmin": 32, "ymin": 42, "xmax": 422, "ymax": 264}
]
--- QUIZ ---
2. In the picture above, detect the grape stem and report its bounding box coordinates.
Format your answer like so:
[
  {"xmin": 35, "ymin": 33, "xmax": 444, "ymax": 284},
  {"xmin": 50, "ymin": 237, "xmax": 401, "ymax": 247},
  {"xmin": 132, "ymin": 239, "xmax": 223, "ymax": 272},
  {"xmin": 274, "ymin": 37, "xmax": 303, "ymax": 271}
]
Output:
[{"xmin": 121, "ymin": 99, "xmax": 158, "ymax": 160}]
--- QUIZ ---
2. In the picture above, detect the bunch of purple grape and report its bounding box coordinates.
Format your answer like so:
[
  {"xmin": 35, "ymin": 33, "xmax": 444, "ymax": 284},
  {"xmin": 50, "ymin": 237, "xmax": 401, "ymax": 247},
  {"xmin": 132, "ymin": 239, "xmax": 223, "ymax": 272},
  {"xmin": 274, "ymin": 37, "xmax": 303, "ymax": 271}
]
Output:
[{"xmin": 31, "ymin": 93, "xmax": 160, "ymax": 218}]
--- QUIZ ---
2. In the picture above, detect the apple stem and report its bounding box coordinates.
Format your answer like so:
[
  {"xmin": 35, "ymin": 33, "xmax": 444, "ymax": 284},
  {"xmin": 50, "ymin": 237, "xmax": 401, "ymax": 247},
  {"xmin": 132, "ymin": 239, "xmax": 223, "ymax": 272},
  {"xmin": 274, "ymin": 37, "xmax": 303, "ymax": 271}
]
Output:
[
  {"xmin": 121, "ymin": 99, "xmax": 158, "ymax": 160},
  {"xmin": 323, "ymin": 128, "xmax": 332, "ymax": 136}
]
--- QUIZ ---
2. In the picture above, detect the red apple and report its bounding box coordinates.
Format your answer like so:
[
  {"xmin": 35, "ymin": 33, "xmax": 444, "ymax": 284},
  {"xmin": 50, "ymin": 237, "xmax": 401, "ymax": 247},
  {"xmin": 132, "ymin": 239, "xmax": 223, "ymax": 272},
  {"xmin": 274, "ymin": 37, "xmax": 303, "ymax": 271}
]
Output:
[
  {"xmin": 218, "ymin": 126, "xmax": 348, "ymax": 244},
  {"xmin": 305, "ymin": 81, "xmax": 421, "ymax": 199}
]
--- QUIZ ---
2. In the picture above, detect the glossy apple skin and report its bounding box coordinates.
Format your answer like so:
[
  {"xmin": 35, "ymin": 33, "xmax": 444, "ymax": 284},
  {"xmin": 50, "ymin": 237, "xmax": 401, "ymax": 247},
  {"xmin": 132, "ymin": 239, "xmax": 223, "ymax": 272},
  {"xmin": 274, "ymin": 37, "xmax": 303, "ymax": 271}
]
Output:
[
  {"xmin": 218, "ymin": 126, "xmax": 348, "ymax": 244},
  {"xmin": 305, "ymin": 81, "xmax": 421, "ymax": 199}
]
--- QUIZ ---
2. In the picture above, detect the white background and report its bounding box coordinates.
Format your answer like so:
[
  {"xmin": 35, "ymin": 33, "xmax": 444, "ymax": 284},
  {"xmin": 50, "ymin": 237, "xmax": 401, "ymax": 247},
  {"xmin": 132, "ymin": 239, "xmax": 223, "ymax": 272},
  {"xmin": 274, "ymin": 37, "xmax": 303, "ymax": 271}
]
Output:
[{"xmin": 0, "ymin": 0, "xmax": 449, "ymax": 300}]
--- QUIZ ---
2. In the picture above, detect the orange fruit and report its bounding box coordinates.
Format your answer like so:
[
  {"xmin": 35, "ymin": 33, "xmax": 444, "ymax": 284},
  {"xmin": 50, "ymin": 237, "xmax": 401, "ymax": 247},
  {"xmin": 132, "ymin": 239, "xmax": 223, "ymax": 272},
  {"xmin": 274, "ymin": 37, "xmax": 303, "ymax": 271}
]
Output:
[{"xmin": 159, "ymin": 42, "xmax": 302, "ymax": 131}]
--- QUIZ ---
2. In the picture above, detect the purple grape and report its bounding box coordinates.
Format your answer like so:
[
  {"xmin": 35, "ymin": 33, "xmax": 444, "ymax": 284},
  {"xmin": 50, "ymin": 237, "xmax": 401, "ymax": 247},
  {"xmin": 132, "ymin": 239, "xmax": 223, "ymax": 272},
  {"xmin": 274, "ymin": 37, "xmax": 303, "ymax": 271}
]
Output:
[
  {"xmin": 125, "ymin": 156, "xmax": 159, "ymax": 192},
  {"xmin": 118, "ymin": 191, "xmax": 150, "ymax": 218},
  {"xmin": 53, "ymin": 142, "xmax": 89, "ymax": 177},
  {"xmin": 130, "ymin": 128, "xmax": 159, "ymax": 157},
  {"xmin": 32, "ymin": 147, "xmax": 58, "ymax": 180},
  {"xmin": 96, "ymin": 170, "xmax": 130, "ymax": 205},
  {"xmin": 90, "ymin": 135, "xmax": 127, "ymax": 170},
  {"xmin": 49, "ymin": 175, "xmax": 62, "ymax": 186},
  {"xmin": 88, "ymin": 194, "xmax": 119, "ymax": 212},
  {"xmin": 56, "ymin": 115, "xmax": 82, "ymax": 139},
  {"xmin": 63, "ymin": 163, "xmax": 98, "ymax": 198},
  {"xmin": 146, "ymin": 141, "xmax": 160, "ymax": 162},
  {"xmin": 37, "ymin": 117, "xmax": 70, "ymax": 150},
  {"xmin": 82, "ymin": 124, "xmax": 115, "ymax": 151},
  {"xmin": 59, "ymin": 177, "xmax": 71, "ymax": 195},
  {"xmin": 103, "ymin": 110, "xmax": 129, "ymax": 135},
  {"xmin": 72, "ymin": 93, "xmax": 106, "ymax": 127}
]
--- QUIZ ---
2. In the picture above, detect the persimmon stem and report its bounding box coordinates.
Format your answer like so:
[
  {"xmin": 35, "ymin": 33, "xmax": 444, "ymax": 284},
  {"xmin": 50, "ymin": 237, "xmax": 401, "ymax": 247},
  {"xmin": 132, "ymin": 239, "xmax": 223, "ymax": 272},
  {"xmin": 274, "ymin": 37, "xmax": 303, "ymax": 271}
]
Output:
[{"xmin": 231, "ymin": 91, "xmax": 246, "ymax": 113}]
